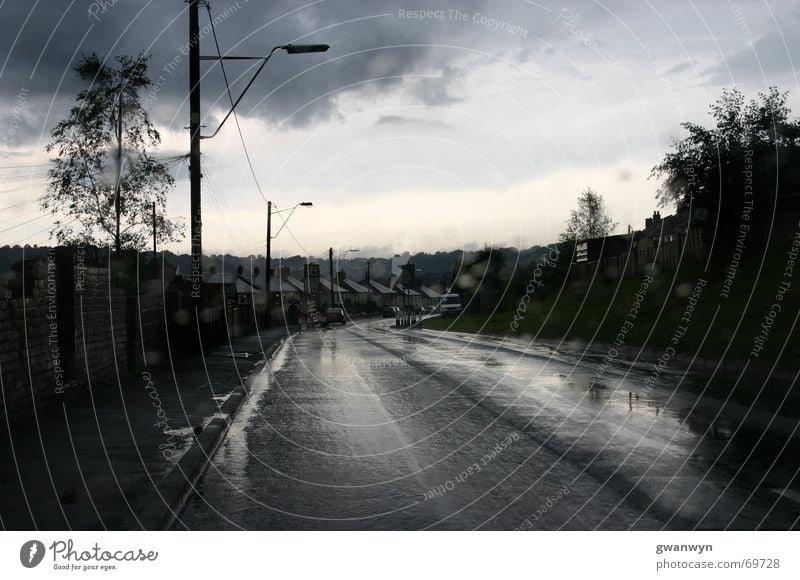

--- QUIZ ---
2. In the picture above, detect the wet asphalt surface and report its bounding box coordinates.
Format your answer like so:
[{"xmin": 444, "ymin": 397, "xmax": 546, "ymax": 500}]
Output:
[{"xmin": 177, "ymin": 319, "xmax": 800, "ymax": 530}]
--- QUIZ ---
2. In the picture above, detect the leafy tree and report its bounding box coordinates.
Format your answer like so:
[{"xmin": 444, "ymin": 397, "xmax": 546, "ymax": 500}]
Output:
[
  {"xmin": 44, "ymin": 53, "xmax": 182, "ymax": 253},
  {"xmin": 650, "ymin": 87, "xmax": 800, "ymax": 251},
  {"xmin": 559, "ymin": 188, "xmax": 618, "ymax": 242},
  {"xmin": 456, "ymin": 246, "xmax": 511, "ymax": 314}
]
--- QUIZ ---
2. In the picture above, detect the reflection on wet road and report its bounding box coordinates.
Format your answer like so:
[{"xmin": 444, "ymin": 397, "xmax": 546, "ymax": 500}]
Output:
[{"xmin": 178, "ymin": 320, "xmax": 800, "ymax": 530}]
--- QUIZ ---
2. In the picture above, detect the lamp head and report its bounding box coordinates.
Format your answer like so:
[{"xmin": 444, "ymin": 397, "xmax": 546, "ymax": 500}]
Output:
[{"xmin": 283, "ymin": 44, "xmax": 330, "ymax": 54}]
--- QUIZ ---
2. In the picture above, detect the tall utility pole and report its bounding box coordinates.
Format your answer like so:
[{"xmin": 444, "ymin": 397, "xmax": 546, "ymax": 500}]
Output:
[
  {"xmin": 152, "ymin": 201, "xmax": 157, "ymax": 280},
  {"xmin": 189, "ymin": 0, "xmax": 202, "ymax": 304},
  {"xmin": 114, "ymin": 92, "xmax": 123, "ymax": 255},
  {"xmin": 265, "ymin": 201, "xmax": 272, "ymax": 325},
  {"xmin": 328, "ymin": 247, "xmax": 335, "ymax": 307},
  {"xmin": 185, "ymin": 0, "xmax": 327, "ymax": 310}
]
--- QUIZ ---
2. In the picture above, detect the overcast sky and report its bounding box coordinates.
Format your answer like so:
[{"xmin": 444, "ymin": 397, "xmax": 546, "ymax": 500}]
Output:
[{"xmin": 2, "ymin": 0, "xmax": 799, "ymax": 258}]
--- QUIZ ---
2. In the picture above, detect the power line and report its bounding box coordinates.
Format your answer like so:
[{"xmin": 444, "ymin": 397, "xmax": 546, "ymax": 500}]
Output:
[
  {"xmin": 201, "ymin": 161, "xmax": 259, "ymax": 255},
  {"xmin": 4, "ymin": 216, "xmax": 81, "ymax": 246},
  {"xmin": 0, "ymin": 196, "xmax": 46, "ymax": 213},
  {"xmin": 269, "ymin": 201, "xmax": 313, "ymax": 256},
  {"xmin": 0, "ymin": 212, "xmax": 48, "ymax": 235},
  {"xmin": 0, "ymin": 154, "xmax": 185, "ymax": 172},
  {"xmin": 0, "ymin": 162, "xmax": 52, "ymax": 170},
  {"xmin": 0, "ymin": 172, "xmax": 49, "ymax": 185},
  {"xmin": 205, "ymin": 4, "xmax": 312, "ymax": 258},
  {"xmin": 206, "ymin": 3, "xmax": 266, "ymax": 204}
]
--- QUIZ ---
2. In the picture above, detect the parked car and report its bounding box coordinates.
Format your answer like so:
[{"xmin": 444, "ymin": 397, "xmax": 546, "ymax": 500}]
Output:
[
  {"xmin": 382, "ymin": 306, "xmax": 400, "ymax": 318},
  {"xmin": 324, "ymin": 307, "xmax": 346, "ymax": 325}
]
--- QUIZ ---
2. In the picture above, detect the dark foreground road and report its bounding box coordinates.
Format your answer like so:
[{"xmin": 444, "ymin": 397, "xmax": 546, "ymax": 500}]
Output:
[{"xmin": 178, "ymin": 320, "xmax": 800, "ymax": 530}]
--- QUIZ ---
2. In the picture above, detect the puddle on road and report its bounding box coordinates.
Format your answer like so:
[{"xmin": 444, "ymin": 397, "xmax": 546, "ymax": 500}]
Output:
[
  {"xmin": 558, "ymin": 371, "xmax": 798, "ymax": 476},
  {"xmin": 479, "ymin": 353, "xmax": 503, "ymax": 367}
]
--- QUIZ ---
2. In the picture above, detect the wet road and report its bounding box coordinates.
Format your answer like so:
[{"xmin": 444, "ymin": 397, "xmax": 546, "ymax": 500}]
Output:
[{"xmin": 178, "ymin": 319, "xmax": 800, "ymax": 530}]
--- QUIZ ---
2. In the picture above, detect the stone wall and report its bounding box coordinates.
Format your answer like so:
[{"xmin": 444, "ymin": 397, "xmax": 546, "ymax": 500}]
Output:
[
  {"xmin": 0, "ymin": 249, "xmax": 128, "ymax": 423},
  {"xmin": 127, "ymin": 291, "xmax": 165, "ymax": 370},
  {"xmin": 73, "ymin": 266, "xmax": 127, "ymax": 385},
  {"xmin": 0, "ymin": 245, "xmax": 257, "ymax": 424},
  {"xmin": 0, "ymin": 278, "xmax": 61, "ymax": 421}
]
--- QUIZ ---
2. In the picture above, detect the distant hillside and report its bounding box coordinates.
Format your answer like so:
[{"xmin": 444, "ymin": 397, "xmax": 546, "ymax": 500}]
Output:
[
  {"xmin": 0, "ymin": 245, "xmax": 552, "ymax": 285},
  {"xmin": 160, "ymin": 246, "xmax": 552, "ymax": 285}
]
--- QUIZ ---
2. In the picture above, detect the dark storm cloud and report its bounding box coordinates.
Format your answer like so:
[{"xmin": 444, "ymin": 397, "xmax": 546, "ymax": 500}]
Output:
[
  {"xmin": 374, "ymin": 114, "xmax": 452, "ymax": 129},
  {"xmin": 701, "ymin": 26, "xmax": 800, "ymax": 86},
  {"xmin": 1, "ymin": 0, "xmax": 525, "ymax": 147}
]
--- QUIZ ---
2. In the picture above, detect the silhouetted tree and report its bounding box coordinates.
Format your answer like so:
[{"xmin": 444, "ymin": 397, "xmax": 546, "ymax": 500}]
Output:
[
  {"xmin": 559, "ymin": 188, "xmax": 618, "ymax": 242},
  {"xmin": 457, "ymin": 246, "xmax": 511, "ymax": 314},
  {"xmin": 651, "ymin": 87, "xmax": 800, "ymax": 252},
  {"xmin": 44, "ymin": 53, "xmax": 182, "ymax": 253}
]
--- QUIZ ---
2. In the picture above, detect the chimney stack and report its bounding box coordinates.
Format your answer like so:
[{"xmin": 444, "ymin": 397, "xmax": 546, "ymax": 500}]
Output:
[{"xmin": 646, "ymin": 211, "xmax": 662, "ymax": 230}]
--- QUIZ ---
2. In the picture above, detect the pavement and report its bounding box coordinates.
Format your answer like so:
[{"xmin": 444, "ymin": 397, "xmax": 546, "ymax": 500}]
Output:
[{"xmin": 0, "ymin": 326, "xmax": 291, "ymax": 531}]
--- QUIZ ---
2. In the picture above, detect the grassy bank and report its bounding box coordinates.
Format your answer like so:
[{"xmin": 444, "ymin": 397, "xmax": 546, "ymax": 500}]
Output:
[{"xmin": 425, "ymin": 236, "xmax": 800, "ymax": 414}]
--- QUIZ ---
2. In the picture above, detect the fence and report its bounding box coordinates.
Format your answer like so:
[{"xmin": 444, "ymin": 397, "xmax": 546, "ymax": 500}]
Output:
[{"xmin": 571, "ymin": 227, "xmax": 707, "ymax": 283}]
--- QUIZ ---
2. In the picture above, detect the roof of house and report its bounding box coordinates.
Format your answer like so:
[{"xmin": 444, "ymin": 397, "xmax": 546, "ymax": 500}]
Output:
[
  {"xmin": 203, "ymin": 272, "xmax": 236, "ymax": 285},
  {"xmin": 419, "ymin": 285, "xmax": 441, "ymax": 299},
  {"xmin": 204, "ymin": 272, "xmax": 261, "ymax": 295},
  {"xmin": 236, "ymin": 274, "xmax": 261, "ymax": 291},
  {"xmin": 637, "ymin": 212, "xmax": 690, "ymax": 245},
  {"xmin": 394, "ymin": 283, "xmax": 421, "ymax": 296},
  {"xmin": 389, "ymin": 254, "xmax": 411, "ymax": 289},
  {"xmin": 283, "ymin": 275, "xmax": 306, "ymax": 293},
  {"xmin": 273, "ymin": 271, "xmax": 306, "ymax": 293},
  {"xmin": 342, "ymin": 279, "xmax": 369, "ymax": 293},
  {"xmin": 235, "ymin": 278, "xmax": 258, "ymax": 294},
  {"xmin": 364, "ymin": 279, "xmax": 394, "ymax": 294},
  {"xmin": 269, "ymin": 277, "xmax": 298, "ymax": 293},
  {"xmin": 319, "ymin": 277, "xmax": 349, "ymax": 293}
]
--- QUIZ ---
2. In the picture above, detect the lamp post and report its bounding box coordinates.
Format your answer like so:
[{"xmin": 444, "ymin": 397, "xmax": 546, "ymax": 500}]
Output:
[
  {"xmin": 328, "ymin": 248, "xmax": 359, "ymax": 308},
  {"xmin": 336, "ymin": 248, "xmax": 359, "ymax": 310},
  {"xmin": 265, "ymin": 202, "xmax": 313, "ymax": 327},
  {"xmin": 187, "ymin": 0, "xmax": 328, "ymax": 308},
  {"xmin": 412, "ymin": 267, "xmax": 423, "ymax": 325}
]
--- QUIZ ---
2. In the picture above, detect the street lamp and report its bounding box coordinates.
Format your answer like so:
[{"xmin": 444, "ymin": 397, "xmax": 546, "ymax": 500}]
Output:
[
  {"xmin": 187, "ymin": 0, "xmax": 328, "ymax": 305},
  {"xmin": 265, "ymin": 201, "xmax": 313, "ymax": 327},
  {"xmin": 401, "ymin": 265, "xmax": 421, "ymax": 327},
  {"xmin": 283, "ymin": 44, "xmax": 331, "ymax": 54},
  {"xmin": 198, "ymin": 44, "xmax": 330, "ymax": 140}
]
